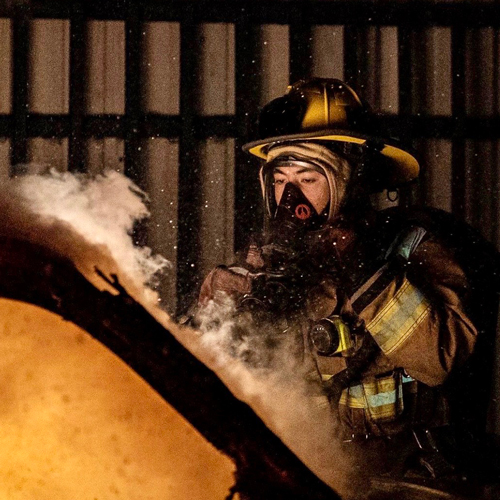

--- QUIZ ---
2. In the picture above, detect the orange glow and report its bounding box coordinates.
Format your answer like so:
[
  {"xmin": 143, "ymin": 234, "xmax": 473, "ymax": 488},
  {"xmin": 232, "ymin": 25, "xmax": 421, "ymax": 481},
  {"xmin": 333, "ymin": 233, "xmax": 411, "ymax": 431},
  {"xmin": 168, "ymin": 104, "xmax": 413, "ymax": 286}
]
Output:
[{"xmin": 0, "ymin": 298, "xmax": 234, "ymax": 499}]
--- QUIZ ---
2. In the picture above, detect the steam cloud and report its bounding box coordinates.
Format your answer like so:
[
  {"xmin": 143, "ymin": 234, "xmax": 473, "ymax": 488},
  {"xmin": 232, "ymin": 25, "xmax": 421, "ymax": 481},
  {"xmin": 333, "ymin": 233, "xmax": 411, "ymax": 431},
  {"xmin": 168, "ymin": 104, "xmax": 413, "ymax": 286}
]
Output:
[
  {"xmin": 0, "ymin": 169, "xmax": 356, "ymax": 498},
  {"xmin": 0, "ymin": 169, "xmax": 169, "ymax": 302}
]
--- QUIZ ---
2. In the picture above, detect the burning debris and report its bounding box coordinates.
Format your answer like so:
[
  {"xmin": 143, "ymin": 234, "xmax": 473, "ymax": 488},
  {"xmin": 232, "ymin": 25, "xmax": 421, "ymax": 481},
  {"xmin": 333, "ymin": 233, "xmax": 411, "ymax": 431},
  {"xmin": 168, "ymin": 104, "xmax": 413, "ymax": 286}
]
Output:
[
  {"xmin": 0, "ymin": 169, "xmax": 348, "ymax": 498},
  {"xmin": 0, "ymin": 169, "xmax": 497, "ymax": 500}
]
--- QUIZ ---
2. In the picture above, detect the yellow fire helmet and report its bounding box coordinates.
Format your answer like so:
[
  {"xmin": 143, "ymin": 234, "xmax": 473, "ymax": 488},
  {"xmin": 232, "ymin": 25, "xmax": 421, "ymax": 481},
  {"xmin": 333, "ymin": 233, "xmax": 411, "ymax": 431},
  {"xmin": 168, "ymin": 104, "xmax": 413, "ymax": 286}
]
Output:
[{"xmin": 243, "ymin": 78, "xmax": 420, "ymax": 188}]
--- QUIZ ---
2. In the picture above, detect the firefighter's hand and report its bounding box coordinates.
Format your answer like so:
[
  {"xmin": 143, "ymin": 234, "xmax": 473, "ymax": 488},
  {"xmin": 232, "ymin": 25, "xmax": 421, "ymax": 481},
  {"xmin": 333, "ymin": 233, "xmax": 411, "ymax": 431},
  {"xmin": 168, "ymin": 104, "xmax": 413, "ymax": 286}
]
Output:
[
  {"xmin": 198, "ymin": 243, "xmax": 265, "ymax": 307},
  {"xmin": 198, "ymin": 265, "xmax": 254, "ymax": 306}
]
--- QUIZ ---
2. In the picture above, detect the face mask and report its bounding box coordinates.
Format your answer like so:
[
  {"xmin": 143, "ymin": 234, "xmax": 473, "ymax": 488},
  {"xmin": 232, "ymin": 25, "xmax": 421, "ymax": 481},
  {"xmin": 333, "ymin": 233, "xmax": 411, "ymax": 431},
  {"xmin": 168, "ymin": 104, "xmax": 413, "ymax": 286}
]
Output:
[{"xmin": 268, "ymin": 181, "xmax": 329, "ymax": 249}]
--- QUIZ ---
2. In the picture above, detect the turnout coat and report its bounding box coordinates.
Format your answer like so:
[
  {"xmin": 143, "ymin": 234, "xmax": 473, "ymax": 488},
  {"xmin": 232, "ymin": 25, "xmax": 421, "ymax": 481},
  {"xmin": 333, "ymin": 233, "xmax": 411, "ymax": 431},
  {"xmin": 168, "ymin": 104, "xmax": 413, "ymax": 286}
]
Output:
[
  {"xmin": 306, "ymin": 207, "xmax": 499, "ymax": 441},
  {"xmin": 199, "ymin": 207, "xmax": 499, "ymax": 448}
]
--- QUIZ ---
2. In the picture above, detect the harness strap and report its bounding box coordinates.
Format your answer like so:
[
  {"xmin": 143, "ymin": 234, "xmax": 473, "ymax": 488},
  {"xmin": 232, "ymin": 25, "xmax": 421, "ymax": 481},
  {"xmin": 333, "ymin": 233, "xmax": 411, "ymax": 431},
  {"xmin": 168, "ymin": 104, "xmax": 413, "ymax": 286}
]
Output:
[
  {"xmin": 350, "ymin": 225, "xmax": 427, "ymax": 315},
  {"xmin": 322, "ymin": 225, "xmax": 429, "ymax": 411}
]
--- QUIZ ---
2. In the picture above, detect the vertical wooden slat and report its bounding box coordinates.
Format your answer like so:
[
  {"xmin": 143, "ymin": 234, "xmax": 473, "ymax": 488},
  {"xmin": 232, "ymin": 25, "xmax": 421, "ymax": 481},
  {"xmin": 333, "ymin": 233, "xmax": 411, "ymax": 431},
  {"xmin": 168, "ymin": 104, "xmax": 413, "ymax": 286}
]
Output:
[
  {"xmin": 143, "ymin": 22, "xmax": 180, "ymax": 115},
  {"xmin": 176, "ymin": 11, "xmax": 202, "ymax": 314},
  {"xmin": 464, "ymin": 29, "xmax": 497, "ymax": 240},
  {"xmin": 0, "ymin": 19, "xmax": 12, "ymax": 180},
  {"xmin": 86, "ymin": 20, "xmax": 125, "ymax": 116},
  {"xmin": 29, "ymin": 19, "xmax": 69, "ymax": 114},
  {"xmin": 86, "ymin": 20, "xmax": 125, "ymax": 174},
  {"xmin": 411, "ymin": 28, "xmax": 452, "ymax": 208},
  {"xmin": 451, "ymin": 25, "xmax": 467, "ymax": 219},
  {"xmin": 198, "ymin": 24, "xmax": 235, "ymax": 276},
  {"xmin": 69, "ymin": 3, "xmax": 87, "ymax": 173},
  {"xmin": 427, "ymin": 28, "xmax": 452, "ymax": 117},
  {"xmin": 362, "ymin": 27, "xmax": 382, "ymax": 111},
  {"xmin": 27, "ymin": 19, "xmax": 69, "ymax": 173},
  {"xmin": 378, "ymin": 27, "xmax": 399, "ymax": 115},
  {"xmin": 419, "ymin": 138, "xmax": 453, "ymax": 213},
  {"xmin": 145, "ymin": 137, "xmax": 179, "ymax": 313},
  {"xmin": 11, "ymin": 2, "xmax": 29, "ymax": 173},
  {"xmin": 199, "ymin": 138, "xmax": 235, "ymax": 277},
  {"xmin": 259, "ymin": 25, "xmax": 289, "ymax": 106},
  {"xmin": 143, "ymin": 21, "xmax": 180, "ymax": 312},
  {"xmin": 199, "ymin": 23, "xmax": 235, "ymax": 116}
]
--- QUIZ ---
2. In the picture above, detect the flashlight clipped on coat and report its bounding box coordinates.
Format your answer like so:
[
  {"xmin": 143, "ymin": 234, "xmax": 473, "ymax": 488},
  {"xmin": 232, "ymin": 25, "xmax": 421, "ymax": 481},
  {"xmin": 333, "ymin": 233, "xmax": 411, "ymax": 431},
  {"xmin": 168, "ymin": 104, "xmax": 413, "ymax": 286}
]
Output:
[{"xmin": 309, "ymin": 315, "xmax": 355, "ymax": 357}]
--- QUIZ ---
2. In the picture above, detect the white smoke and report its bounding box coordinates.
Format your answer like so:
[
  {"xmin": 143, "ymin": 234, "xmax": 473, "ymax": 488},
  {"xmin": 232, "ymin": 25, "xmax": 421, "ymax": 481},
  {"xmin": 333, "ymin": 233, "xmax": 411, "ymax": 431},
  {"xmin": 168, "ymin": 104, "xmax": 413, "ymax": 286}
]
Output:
[
  {"xmin": 0, "ymin": 169, "xmax": 355, "ymax": 498},
  {"xmin": 193, "ymin": 294, "xmax": 354, "ymax": 497},
  {"xmin": 0, "ymin": 169, "xmax": 169, "ymax": 301}
]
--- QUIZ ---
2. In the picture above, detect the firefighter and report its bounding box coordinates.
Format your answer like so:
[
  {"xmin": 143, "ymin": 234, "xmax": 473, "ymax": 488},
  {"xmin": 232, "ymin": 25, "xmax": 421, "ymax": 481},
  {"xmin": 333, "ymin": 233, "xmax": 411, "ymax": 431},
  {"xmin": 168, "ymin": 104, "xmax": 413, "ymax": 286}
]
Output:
[{"xmin": 198, "ymin": 78, "xmax": 498, "ymax": 486}]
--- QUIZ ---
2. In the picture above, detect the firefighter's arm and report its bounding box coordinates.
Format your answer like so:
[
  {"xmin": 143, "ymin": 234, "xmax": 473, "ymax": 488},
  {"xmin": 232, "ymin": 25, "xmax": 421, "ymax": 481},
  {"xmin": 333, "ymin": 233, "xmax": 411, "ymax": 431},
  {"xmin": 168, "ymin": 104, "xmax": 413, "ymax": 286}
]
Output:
[
  {"xmin": 198, "ymin": 265, "xmax": 253, "ymax": 306},
  {"xmin": 358, "ymin": 236, "xmax": 478, "ymax": 387},
  {"xmin": 198, "ymin": 244, "xmax": 265, "ymax": 306}
]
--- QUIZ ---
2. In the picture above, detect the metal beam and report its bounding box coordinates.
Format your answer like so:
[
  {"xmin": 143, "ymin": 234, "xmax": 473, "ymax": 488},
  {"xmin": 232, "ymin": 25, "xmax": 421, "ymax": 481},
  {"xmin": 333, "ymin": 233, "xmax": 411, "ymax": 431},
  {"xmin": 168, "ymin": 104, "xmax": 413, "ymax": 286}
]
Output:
[
  {"xmin": 124, "ymin": 1, "xmax": 145, "ymax": 189},
  {"xmin": 234, "ymin": 17, "xmax": 262, "ymax": 251},
  {"xmin": 1, "ymin": 114, "xmax": 500, "ymax": 141},
  {"xmin": 176, "ymin": 10, "xmax": 202, "ymax": 315},
  {"xmin": 451, "ymin": 25, "xmax": 467, "ymax": 219},
  {"xmin": 289, "ymin": 4, "xmax": 313, "ymax": 83},
  {"xmin": 68, "ymin": 2, "xmax": 87, "ymax": 173},
  {"xmin": 2, "ymin": 1, "xmax": 500, "ymax": 27},
  {"xmin": 10, "ymin": 1, "xmax": 30, "ymax": 173}
]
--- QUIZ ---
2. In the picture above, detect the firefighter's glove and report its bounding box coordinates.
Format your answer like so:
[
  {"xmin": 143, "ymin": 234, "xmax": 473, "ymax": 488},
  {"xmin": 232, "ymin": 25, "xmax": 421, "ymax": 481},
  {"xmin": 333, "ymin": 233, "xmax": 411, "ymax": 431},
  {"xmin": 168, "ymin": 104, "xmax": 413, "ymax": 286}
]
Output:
[
  {"xmin": 238, "ymin": 271, "xmax": 307, "ymax": 314},
  {"xmin": 198, "ymin": 265, "xmax": 255, "ymax": 307}
]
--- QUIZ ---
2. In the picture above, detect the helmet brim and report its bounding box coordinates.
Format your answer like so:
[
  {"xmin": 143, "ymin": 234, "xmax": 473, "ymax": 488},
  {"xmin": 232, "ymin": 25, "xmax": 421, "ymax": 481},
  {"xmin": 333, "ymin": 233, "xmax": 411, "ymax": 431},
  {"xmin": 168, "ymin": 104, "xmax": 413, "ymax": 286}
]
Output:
[{"xmin": 243, "ymin": 129, "xmax": 419, "ymax": 187}]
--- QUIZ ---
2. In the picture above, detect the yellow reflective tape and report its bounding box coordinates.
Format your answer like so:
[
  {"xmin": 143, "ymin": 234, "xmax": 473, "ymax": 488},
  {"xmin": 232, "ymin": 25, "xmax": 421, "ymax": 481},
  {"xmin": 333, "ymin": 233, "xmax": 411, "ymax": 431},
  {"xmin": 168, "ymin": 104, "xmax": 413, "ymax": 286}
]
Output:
[
  {"xmin": 366, "ymin": 278, "xmax": 431, "ymax": 355},
  {"xmin": 339, "ymin": 374, "xmax": 415, "ymax": 419},
  {"xmin": 247, "ymin": 135, "xmax": 366, "ymax": 159}
]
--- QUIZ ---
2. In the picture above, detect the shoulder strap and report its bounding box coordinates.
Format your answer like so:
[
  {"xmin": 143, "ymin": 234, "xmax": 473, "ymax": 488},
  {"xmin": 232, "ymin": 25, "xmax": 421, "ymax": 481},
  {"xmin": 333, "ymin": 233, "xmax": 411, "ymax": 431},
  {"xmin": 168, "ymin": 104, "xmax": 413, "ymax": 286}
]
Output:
[
  {"xmin": 350, "ymin": 225, "xmax": 427, "ymax": 314},
  {"xmin": 385, "ymin": 225, "xmax": 427, "ymax": 262}
]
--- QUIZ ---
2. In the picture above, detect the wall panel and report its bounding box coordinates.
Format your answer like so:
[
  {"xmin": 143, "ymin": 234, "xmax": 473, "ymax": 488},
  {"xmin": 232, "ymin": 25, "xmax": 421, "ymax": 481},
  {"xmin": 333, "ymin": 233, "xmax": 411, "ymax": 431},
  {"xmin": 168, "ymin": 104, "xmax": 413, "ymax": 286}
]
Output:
[
  {"xmin": 359, "ymin": 26, "xmax": 399, "ymax": 114},
  {"xmin": 466, "ymin": 28, "xmax": 496, "ymax": 116},
  {"xmin": 413, "ymin": 27, "xmax": 452, "ymax": 116},
  {"xmin": 87, "ymin": 21, "xmax": 125, "ymax": 115},
  {"xmin": 27, "ymin": 138, "xmax": 68, "ymax": 173},
  {"xmin": 419, "ymin": 139, "xmax": 453, "ymax": 213},
  {"xmin": 145, "ymin": 138, "xmax": 179, "ymax": 313},
  {"xmin": 464, "ymin": 139, "xmax": 499, "ymax": 243},
  {"xmin": 378, "ymin": 27, "xmax": 399, "ymax": 114},
  {"xmin": 29, "ymin": 19, "xmax": 69, "ymax": 114},
  {"xmin": 143, "ymin": 22, "xmax": 180, "ymax": 115},
  {"xmin": 87, "ymin": 138, "xmax": 124, "ymax": 175},
  {"xmin": 199, "ymin": 138, "xmax": 235, "ymax": 278},
  {"xmin": 0, "ymin": 19, "xmax": 11, "ymax": 115},
  {"xmin": 198, "ymin": 23, "xmax": 235, "ymax": 116},
  {"xmin": 311, "ymin": 25, "xmax": 344, "ymax": 80},
  {"xmin": 259, "ymin": 24, "xmax": 289, "ymax": 105},
  {"xmin": 0, "ymin": 139, "xmax": 10, "ymax": 180}
]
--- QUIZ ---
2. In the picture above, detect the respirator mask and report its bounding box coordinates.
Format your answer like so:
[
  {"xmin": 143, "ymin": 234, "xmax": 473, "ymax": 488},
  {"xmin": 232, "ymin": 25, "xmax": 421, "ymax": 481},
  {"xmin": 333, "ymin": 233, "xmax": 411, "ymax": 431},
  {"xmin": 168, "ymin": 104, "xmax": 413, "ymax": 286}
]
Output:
[{"xmin": 268, "ymin": 173, "xmax": 329, "ymax": 248}]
